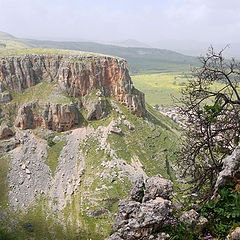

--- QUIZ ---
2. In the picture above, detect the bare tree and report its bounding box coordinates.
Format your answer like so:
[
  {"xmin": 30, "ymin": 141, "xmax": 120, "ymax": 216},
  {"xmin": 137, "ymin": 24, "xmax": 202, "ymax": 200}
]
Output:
[{"xmin": 177, "ymin": 46, "xmax": 240, "ymax": 200}]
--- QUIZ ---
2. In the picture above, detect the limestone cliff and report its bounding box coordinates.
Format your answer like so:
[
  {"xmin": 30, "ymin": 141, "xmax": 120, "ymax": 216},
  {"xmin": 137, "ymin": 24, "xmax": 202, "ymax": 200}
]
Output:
[
  {"xmin": 15, "ymin": 102, "xmax": 80, "ymax": 132},
  {"xmin": 0, "ymin": 53, "xmax": 145, "ymax": 116}
]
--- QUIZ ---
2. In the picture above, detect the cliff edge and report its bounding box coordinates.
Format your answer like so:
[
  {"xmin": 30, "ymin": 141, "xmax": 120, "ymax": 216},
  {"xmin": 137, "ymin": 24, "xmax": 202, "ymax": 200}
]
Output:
[{"xmin": 0, "ymin": 49, "xmax": 145, "ymax": 118}]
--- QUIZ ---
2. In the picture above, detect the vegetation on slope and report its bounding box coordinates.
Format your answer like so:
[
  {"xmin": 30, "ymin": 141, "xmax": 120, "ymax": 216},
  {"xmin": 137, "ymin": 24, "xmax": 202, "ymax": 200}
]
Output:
[{"xmin": 0, "ymin": 93, "xmax": 181, "ymax": 240}]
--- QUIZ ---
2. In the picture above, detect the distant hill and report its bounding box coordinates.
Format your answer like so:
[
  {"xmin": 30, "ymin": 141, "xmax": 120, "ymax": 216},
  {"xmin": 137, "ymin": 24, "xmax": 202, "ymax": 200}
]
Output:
[
  {"xmin": 152, "ymin": 39, "xmax": 240, "ymax": 60},
  {"xmin": 0, "ymin": 31, "xmax": 199, "ymax": 74},
  {"xmin": 0, "ymin": 31, "xmax": 16, "ymax": 40},
  {"xmin": 109, "ymin": 39, "xmax": 151, "ymax": 48}
]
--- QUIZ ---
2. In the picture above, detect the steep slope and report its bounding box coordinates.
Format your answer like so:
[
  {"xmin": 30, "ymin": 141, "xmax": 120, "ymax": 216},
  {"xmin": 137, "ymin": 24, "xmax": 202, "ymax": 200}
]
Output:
[
  {"xmin": 0, "ymin": 31, "xmax": 199, "ymax": 74},
  {"xmin": 0, "ymin": 49, "xmax": 180, "ymax": 240}
]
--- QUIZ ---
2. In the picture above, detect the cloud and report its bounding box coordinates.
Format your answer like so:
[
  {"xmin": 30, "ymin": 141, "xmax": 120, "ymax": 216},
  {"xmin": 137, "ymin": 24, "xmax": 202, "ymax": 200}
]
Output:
[{"xmin": 0, "ymin": 0, "xmax": 240, "ymax": 43}]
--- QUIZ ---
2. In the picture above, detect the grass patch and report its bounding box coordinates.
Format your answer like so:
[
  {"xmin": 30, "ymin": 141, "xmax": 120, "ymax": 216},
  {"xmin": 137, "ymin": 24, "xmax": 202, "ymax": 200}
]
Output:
[
  {"xmin": 0, "ymin": 48, "xmax": 113, "ymax": 58},
  {"xmin": 46, "ymin": 141, "xmax": 65, "ymax": 177},
  {"xmin": 0, "ymin": 154, "xmax": 10, "ymax": 205},
  {"xmin": 10, "ymin": 81, "xmax": 72, "ymax": 105}
]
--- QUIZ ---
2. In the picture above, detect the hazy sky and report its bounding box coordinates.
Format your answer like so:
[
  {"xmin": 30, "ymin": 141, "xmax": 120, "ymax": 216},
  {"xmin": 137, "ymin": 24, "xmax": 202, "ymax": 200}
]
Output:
[{"xmin": 0, "ymin": 0, "xmax": 240, "ymax": 43}]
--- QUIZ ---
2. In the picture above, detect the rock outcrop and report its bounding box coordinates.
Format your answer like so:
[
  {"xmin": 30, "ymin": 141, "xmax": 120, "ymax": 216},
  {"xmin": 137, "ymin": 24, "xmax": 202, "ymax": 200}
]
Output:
[
  {"xmin": 214, "ymin": 144, "xmax": 240, "ymax": 195},
  {"xmin": 0, "ymin": 81, "xmax": 11, "ymax": 103},
  {"xmin": 0, "ymin": 124, "xmax": 14, "ymax": 139},
  {"xmin": 107, "ymin": 175, "xmax": 210, "ymax": 240},
  {"xmin": 107, "ymin": 175, "xmax": 173, "ymax": 240},
  {"xmin": 0, "ymin": 53, "xmax": 145, "ymax": 116},
  {"xmin": 143, "ymin": 175, "xmax": 173, "ymax": 202},
  {"xmin": 82, "ymin": 92, "xmax": 110, "ymax": 121},
  {"xmin": 15, "ymin": 101, "xmax": 80, "ymax": 132}
]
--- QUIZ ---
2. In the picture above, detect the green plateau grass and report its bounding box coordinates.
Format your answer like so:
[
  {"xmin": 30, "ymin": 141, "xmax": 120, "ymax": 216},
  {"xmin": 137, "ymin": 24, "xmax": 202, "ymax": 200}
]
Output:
[
  {"xmin": 0, "ymin": 197, "xmax": 91, "ymax": 240},
  {"xmin": 0, "ymin": 40, "xmax": 29, "ymax": 50},
  {"xmin": 0, "ymin": 48, "xmax": 117, "ymax": 59}
]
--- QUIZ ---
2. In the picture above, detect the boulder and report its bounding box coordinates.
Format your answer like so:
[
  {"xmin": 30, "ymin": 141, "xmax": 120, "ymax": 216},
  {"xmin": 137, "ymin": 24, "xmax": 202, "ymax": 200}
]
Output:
[
  {"xmin": 107, "ymin": 176, "xmax": 174, "ymax": 240},
  {"xmin": 129, "ymin": 176, "xmax": 145, "ymax": 202},
  {"xmin": 109, "ymin": 198, "xmax": 171, "ymax": 240},
  {"xmin": 0, "ymin": 138, "xmax": 19, "ymax": 152},
  {"xmin": 123, "ymin": 120, "xmax": 135, "ymax": 130},
  {"xmin": 179, "ymin": 209, "xmax": 199, "ymax": 225},
  {"xmin": 143, "ymin": 175, "xmax": 173, "ymax": 202},
  {"xmin": 109, "ymin": 121, "xmax": 122, "ymax": 134}
]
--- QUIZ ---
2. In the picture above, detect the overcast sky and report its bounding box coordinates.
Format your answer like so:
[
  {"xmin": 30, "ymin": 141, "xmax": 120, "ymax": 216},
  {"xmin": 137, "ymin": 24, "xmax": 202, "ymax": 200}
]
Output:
[{"xmin": 0, "ymin": 0, "xmax": 240, "ymax": 44}]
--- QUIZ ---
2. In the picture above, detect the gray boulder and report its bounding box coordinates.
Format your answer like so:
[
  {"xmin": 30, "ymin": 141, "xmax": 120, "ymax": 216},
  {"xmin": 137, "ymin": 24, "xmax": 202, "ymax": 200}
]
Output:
[
  {"xmin": 107, "ymin": 176, "xmax": 174, "ymax": 240},
  {"xmin": 0, "ymin": 138, "xmax": 19, "ymax": 152},
  {"xmin": 109, "ymin": 121, "xmax": 122, "ymax": 134},
  {"xmin": 179, "ymin": 209, "xmax": 199, "ymax": 225},
  {"xmin": 214, "ymin": 144, "xmax": 240, "ymax": 195},
  {"xmin": 109, "ymin": 198, "xmax": 171, "ymax": 240},
  {"xmin": 143, "ymin": 175, "xmax": 173, "ymax": 202},
  {"xmin": 129, "ymin": 176, "xmax": 145, "ymax": 202}
]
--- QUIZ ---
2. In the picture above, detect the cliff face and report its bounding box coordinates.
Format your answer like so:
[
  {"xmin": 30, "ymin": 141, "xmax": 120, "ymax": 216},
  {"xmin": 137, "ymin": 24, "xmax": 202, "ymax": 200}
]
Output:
[
  {"xmin": 0, "ymin": 54, "xmax": 145, "ymax": 116},
  {"xmin": 15, "ymin": 102, "xmax": 80, "ymax": 132}
]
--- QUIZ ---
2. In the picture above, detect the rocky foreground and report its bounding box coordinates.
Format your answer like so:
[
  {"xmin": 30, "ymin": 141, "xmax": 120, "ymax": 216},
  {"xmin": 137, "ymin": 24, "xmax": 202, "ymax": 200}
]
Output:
[{"xmin": 107, "ymin": 144, "xmax": 240, "ymax": 240}]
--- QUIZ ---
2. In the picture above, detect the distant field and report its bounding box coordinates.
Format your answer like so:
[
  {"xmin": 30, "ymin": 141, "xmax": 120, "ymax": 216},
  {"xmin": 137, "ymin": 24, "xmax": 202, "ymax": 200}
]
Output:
[
  {"xmin": 132, "ymin": 72, "xmax": 188, "ymax": 106},
  {"xmin": 132, "ymin": 72, "xmax": 228, "ymax": 106}
]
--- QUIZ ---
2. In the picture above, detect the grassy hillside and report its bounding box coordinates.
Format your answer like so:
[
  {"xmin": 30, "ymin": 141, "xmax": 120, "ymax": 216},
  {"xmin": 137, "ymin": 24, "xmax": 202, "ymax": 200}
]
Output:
[{"xmin": 0, "ymin": 31, "xmax": 199, "ymax": 74}]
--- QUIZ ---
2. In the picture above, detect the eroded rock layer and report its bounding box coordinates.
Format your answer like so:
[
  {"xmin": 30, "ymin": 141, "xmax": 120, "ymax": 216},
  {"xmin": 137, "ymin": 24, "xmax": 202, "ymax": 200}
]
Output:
[
  {"xmin": 15, "ymin": 102, "xmax": 80, "ymax": 132},
  {"xmin": 0, "ymin": 54, "xmax": 145, "ymax": 116}
]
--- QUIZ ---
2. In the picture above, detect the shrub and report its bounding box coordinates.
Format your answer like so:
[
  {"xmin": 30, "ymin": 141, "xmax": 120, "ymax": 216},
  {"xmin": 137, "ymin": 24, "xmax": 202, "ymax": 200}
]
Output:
[{"xmin": 47, "ymin": 138, "xmax": 56, "ymax": 147}]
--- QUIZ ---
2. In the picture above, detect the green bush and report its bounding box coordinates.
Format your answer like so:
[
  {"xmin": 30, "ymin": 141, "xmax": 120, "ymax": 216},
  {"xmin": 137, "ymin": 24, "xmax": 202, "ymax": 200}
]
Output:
[
  {"xmin": 159, "ymin": 184, "xmax": 240, "ymax": 239},
  {"xmin": 201, "ymin": 184, "xmax": 240, "ymax": 239},
  {"xmin": 47, "ymin": 138, "xmax": 56, "ymax": 147}
]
